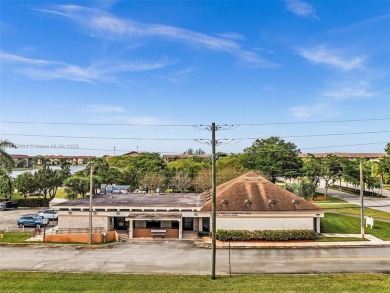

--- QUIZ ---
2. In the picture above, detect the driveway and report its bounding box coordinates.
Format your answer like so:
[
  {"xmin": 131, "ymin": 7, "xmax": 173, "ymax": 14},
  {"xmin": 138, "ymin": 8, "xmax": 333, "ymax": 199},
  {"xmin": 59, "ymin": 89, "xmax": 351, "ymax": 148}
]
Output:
[
  {"xmin": 1, "ymin": 241, "xmax": 390, "ymax": 274},
  {"xmin": 0, "ymin": 208, "xmax": 56, "ymax": 232}
]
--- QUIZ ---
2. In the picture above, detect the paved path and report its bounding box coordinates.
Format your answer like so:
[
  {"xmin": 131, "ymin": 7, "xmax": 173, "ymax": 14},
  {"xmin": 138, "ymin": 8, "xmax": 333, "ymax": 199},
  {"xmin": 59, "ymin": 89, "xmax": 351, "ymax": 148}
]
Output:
[
  {"xmin": 1, "ymin": 242, "xmax": 390, "ymax": 274},
  {"xmin": 317, "ymin": 187, "xmax": 390, "ymax": 213}
]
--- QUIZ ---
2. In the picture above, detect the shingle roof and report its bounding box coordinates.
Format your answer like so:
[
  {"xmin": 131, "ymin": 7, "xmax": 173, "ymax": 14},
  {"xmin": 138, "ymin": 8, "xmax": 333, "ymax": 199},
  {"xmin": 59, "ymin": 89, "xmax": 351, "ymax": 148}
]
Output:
[
  {"xmin": 55, "ymin": 193, "xmax": 203, "ymax": 208},
  {"xmin": 201, "ymin": 172, "xmax": 322, "ymax": 213}
]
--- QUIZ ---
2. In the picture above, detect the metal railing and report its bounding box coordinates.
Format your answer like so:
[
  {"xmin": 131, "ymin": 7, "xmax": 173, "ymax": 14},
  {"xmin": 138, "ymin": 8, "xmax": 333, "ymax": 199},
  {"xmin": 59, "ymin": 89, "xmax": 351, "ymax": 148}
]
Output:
[{"xmin": 55, "ymin": 227, "xmax": 105, "ymax": 235}]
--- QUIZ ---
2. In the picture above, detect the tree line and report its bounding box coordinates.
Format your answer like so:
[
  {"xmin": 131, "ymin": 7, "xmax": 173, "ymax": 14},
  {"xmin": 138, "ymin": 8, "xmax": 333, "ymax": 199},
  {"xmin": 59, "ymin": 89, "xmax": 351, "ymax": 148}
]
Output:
[{"xmin": 1, "ymin": 138, "xmax": 389, "ymax": 200}]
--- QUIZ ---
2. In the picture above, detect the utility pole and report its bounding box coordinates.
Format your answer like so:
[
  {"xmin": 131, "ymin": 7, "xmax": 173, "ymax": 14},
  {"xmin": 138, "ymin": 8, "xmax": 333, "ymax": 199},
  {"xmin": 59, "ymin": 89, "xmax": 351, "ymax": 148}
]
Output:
[
  {"xmin": 114, "ymin": 146, "xmax": 116, "ymax": 156},
  {"xmin": 211, "ymin": 122, "xmax": 217, "ymax": 280},
  {"xmin": 360, "ymin": 160, "xmax": 365, "ymax": 239},
  {"xmin": 88, "ymin": 164, "xmax": 93, "ymax": 245}
]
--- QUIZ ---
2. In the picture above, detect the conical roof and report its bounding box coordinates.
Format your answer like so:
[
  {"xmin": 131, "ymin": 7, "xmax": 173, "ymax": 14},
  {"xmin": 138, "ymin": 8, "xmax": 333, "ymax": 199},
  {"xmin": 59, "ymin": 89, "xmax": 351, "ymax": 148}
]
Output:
[{"xmin": 201, "ymin": 172, "xmax": 322, "ymax": 213}]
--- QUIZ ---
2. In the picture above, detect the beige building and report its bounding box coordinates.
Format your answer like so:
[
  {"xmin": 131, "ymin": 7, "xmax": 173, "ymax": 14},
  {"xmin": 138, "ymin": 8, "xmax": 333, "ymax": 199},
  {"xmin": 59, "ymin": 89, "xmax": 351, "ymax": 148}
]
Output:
[{"xmin": 55, "ymin": 172, "xmax": 323, "ymax": 239}]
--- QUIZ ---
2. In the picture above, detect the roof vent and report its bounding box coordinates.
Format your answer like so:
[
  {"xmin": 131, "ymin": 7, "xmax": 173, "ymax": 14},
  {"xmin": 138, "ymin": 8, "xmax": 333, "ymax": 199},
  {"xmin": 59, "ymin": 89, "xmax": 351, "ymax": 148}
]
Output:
[
  {"xmin": 268, "ymin": 199, "xmax": 276, "ymax": 204},
  {"xmin": 292, "ymin": 199, "xmax": 300, "ymax": 204},
  {"xmin": 221, "ymin": 199, "xmax": 228, "ymax": 205},
  {"xmin": 244, "ymin": 199, "xmax": 252, "ymax": 205}
]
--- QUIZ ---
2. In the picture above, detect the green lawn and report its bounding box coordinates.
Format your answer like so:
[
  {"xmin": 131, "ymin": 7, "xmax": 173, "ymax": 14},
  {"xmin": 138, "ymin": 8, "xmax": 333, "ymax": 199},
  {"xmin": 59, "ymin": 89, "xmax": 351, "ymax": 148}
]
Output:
[
  {"xmin": 0, "ymin": 272, "xmax": 389, "ymax": 293},
  {"xmin": 0, "ymin": 232, "xmax": 33, "ymax": 243},
  {"xmin": 316, "ymin": 203, "xmax": 390, "ymax": 221},
  {"xmin": 315, "ymin": 236, "xmax": 367, "ymax": 242},
  {"xmin": 322, "ymin": 213, "xmax": 390, "ymax": 240},
  {"xmin": 384, "ymin": 184, "xmax": 390, "ymax": 191}
]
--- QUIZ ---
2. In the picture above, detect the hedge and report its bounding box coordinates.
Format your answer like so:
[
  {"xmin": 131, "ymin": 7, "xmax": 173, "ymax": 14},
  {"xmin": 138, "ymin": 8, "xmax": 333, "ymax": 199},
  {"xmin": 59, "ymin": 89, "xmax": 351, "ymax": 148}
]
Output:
[
  {"xmin": 12, "ymin": 198, "xmax": 50, "ymax": 208},
  {"xmin": 215, "ymin": 229, "xmax": 316, "ymax": 241}
]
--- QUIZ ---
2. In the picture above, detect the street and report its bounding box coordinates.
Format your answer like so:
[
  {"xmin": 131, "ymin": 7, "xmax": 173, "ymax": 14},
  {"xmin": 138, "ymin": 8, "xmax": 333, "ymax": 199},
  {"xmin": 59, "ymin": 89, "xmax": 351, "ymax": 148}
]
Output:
[
  {"xmin": 1, "ymin": 241, "xmax": 390, "ymax": 274},
  {"xmin": 317, "ymin": 186, "xmax": 390, "ymax": 213}
]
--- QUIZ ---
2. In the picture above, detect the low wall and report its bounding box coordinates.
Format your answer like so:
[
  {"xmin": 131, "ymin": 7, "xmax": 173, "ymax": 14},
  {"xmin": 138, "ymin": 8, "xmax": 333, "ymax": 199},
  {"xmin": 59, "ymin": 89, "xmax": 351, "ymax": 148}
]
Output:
[
  {"xmin": 45, "ymin": 231, "xmax": 118, "ymax": 243},
  {"xmin": 133, "ymin": 228, "xmax": 179, "ymax": 238}
]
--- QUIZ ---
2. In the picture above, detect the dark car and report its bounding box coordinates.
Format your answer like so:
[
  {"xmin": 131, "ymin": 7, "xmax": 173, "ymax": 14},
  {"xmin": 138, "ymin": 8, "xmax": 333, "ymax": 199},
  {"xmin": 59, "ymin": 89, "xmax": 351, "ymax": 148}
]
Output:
[
  {"xmin": 17, "ymin": 215, "xmax": 48, "ymax": 228},
  {"xmin": 0, "ymin": 201, "xmax": 18, "ymax": 211}
]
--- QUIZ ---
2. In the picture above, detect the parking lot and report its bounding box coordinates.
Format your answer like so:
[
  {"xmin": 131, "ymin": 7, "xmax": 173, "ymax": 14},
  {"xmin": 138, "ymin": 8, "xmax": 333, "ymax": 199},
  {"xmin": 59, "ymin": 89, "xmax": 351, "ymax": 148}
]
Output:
[{"xmin": 0, "ymin": 208, "xmax": 57, "ymax": 232}]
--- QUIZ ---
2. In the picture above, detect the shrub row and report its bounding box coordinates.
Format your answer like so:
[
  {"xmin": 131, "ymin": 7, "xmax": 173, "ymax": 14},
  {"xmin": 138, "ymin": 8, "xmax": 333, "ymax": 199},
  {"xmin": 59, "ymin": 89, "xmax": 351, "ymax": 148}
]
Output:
[
  {"xmin": 215, "ymin": 229, "xmax": 316, "ymax": 241},
  {"xmin": 13, "ymin": 198, "xmax": 51, "ymax": 207}
]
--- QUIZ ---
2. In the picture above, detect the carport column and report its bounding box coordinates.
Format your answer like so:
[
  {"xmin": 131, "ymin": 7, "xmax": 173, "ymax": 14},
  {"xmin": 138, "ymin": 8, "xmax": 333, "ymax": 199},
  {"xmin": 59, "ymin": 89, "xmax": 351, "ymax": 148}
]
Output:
[
  {"xmin": 129, "ymin": 220, "xmax": 133, "ymax": 239},
  {"xmin": 199, "ymin": 217, "xmax": 203, "ymax": 232},
  {"xmin": 316, "ymin": 216, "xmax": 321, "ymax": 233},
  {"xmin": 179, "ymin": 220, "xmax": 183, "ymax": 239}
]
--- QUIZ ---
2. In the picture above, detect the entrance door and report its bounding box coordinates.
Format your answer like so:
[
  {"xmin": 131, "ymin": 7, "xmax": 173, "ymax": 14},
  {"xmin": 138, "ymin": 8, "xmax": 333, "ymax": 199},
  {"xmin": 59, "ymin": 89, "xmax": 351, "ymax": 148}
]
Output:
[
  {"xmin": 183, "ymin": 217, "xmax": 194, "ymax": 231},
  {"xmin": 114, "ymin": 217, "xmax": 128, "ymax": 230},
  {"xmin": 202, "ymin": 217, "xmax": 210, "ymax": 232}
]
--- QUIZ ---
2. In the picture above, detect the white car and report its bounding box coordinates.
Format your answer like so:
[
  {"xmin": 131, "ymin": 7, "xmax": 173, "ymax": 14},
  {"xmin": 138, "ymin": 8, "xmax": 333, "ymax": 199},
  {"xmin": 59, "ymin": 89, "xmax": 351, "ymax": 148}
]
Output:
[{"xmin": 38, "ymin": 209, "xmax": 58, "ymax": 220}]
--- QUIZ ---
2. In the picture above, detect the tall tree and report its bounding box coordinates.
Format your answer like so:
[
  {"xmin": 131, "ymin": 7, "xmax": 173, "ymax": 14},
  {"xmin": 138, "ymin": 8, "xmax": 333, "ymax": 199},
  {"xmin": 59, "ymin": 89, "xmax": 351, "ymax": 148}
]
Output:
[
  {"xmin": 0, "ymin": 139, "xmax": 16, "ymax": 169},
  {"xmin": 171, "ymin": 170, "xmax": 192, "ymax": 193},
  {"xmin": 242, "ymin": 136, "xmax": 303, "ymax": 183},
  {"xmin": 140, "ymin": 172, "xmax": 166, "ymax": 193},
  {"xmin": 15, "ymin": 172, "xmax": 36, "ymax": 198},
  {"xmin": 385, "ymin": 143, "xmax": 390, "ymax": 155},
  {"xmin": 0, "ymin": 171, "xmax": 14, "ymax": 199},
  {"xmin": 64, "ymin": 176, "xmax": 89, "ymax": 199},
  {"xmin": 193, "ymin": 168, "xmax": 212, "ymax": 192}
]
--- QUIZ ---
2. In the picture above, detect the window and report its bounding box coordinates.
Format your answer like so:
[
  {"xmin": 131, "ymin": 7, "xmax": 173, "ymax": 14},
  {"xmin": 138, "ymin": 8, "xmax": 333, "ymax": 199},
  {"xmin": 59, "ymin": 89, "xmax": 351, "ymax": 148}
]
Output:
[
  {"xmin": 146, "ymin": 221, "xmax": 161, "ymax": 229},
  {"xmin": 172, "ymin": 221, "xmax": 179, "ymax": 229}
]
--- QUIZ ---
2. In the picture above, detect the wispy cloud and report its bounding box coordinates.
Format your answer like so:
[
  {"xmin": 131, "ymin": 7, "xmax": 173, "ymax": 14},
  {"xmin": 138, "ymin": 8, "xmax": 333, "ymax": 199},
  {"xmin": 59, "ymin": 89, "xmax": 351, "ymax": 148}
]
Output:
[
  {"xmin": 82, "ymin": 104, "xmax": 126, "ymax": 113},
  {"xmin": 286, "ymin": 0, "xmax": 318, "ymax": 19},
  {"xmin": 289, "ymin": 102, "xmax": 339, "ymax": 119},
  {"xmin": 36, "ymin": 5, "xmax": 275, "ymax": 68},
  {"xmin": 323, "ymin": 81, "xmax": 379, "ymax": 100},
  {"xmin": 297, "ymin": 45, "xmax": 366, "ymax": 70},
  {"xmin": 1, "ymin": 51, "xmax": 172, "ymax": 83}
]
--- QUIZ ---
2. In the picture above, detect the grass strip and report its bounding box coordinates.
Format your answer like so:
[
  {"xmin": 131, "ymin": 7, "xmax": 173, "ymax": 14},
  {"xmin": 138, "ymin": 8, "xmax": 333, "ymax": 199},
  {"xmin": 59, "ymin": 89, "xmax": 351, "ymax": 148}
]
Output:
[
  {"xmin": 0, "ymin": 232, "xmax": 33, "ymax": 243},
  {"xmin": 0, "ymin": 272, "xmax": 389, "ymax": 293},
  {"xmin": 316, "ymin": 203, "xmax": 390, "ymax": 221}
]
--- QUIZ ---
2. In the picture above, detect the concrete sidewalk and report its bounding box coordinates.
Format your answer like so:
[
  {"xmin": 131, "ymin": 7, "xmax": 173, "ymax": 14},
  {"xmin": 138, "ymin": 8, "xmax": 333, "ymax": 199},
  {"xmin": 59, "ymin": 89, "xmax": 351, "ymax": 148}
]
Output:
[{"xmin": 196, "ymin": 234, "xmax": 390, "ymax": 249}]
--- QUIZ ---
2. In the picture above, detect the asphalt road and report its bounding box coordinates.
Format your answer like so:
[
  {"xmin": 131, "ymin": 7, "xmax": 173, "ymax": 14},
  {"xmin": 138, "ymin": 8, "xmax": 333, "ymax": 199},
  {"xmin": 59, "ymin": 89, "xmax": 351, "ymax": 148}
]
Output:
[
  {"xmin": 317, "ymin": 187, "xmax": 390, "ymax": 213},
  {"xmin": 1, "ymin": 241, "xmax": 390, "ymax": 274}
]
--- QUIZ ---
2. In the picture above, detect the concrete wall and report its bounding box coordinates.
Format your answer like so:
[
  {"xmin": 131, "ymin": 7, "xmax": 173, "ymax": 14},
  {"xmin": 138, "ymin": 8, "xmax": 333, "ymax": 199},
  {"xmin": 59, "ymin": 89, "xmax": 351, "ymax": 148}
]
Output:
[
  {"xmin": 133, "ymin": 229, "xmax": 179, "ymax": 238},
  {"xmin": 216, "ymin": 217, "xmax": 313, "ymax": 231},
  {"xmin": 45, "ymin": 231, "xmax": 118, "ymax": 243},
  {"xmin": 58, "ymin": 214, "xmax": 109, "ymax": 230}
]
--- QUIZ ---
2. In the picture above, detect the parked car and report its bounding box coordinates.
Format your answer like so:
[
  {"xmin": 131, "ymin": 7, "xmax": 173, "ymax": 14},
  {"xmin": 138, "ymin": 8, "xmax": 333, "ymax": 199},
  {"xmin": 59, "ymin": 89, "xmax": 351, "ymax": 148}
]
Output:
[
  {"xmin": 0, "ymin": 201, "xmax": 18, "ymax": 211},
  {"xmin": 17, "ymin": 215, "xmax": 48, "ymax": 228},
  {"xmin": 38, "ymin": 210, "xmax": 58, "ymax": 220}
]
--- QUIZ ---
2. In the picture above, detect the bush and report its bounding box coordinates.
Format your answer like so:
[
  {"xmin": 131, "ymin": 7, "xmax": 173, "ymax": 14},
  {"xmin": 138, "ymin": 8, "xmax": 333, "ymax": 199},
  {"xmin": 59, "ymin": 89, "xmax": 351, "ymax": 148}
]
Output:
[
  {"xmin": 197, "ymin": 231, "xmax": 210, "ymax": 237},
  {"xmin": 13, "ymin": 198, "xmax": 50, "ymax": 207},
  {"xmin": 215, "ymin": 229, "xmax": 316, "ymax": 241}
]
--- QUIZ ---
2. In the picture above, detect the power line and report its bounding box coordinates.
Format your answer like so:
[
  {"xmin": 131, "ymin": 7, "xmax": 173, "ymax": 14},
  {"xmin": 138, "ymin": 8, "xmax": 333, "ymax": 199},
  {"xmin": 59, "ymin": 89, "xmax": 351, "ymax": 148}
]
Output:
[
  {"xmin": 2, "ymin": 117, "xmax": 390, "ymax": 127},
  {"xmin": 1, "ymin": 130, "xmax": 389, "ymax": 141},
  {"xmin": 235, "ymin": 130, "xmax": 390, "ymax": 140},
  {"xmin": 234, "ymin": 117, "xmax": 390, "ymax": 126}
]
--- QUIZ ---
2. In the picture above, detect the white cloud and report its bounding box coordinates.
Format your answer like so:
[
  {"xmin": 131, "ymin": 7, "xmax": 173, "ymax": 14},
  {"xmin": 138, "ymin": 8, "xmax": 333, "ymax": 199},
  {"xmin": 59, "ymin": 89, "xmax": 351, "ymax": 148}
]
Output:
[
  {"xmin": 286, "ymin": 0, "xmax": 318, "ymax": 19},
  {"xmin": 289, "ymin": 102, "xmax": 339, "ymax": 119},
  {"xmin": 1, "ymin": 52, "xmax": 172, "ymax": 83},
  {"xmin": 323, "ymin": 81, "xmax": 378, "ymax": 100},
  {"xmin": 0, "ymin": 51, "xmax": 58, "ymax": 65},
  {"xmin": 83, "ymin": 104, "xmax": 126, "ymax": 113},
  {"xmin": 83, "ymin": 104, "xmax": 127, "ymax": 113},
  {"xmin": 37, "ymin": 5, "xmax": 274, "ymax": 68},
  {"xmin": 297, "ymin": 45, "xmax": 365, "ymax": 70}
]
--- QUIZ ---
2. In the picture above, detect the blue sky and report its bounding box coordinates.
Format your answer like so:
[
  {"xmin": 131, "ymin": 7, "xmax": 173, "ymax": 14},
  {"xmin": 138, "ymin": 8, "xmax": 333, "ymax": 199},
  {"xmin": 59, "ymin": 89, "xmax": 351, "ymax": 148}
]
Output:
[{"xmin": 1, "ymin": 0, "xmax": 389, "ymax": 156}]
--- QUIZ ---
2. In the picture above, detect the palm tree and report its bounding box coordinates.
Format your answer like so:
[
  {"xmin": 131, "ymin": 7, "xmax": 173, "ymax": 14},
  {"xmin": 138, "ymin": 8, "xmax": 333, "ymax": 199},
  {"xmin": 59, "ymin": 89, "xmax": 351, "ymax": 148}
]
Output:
[{"xmin": 0, "ymin": 139, "xmax": 16, "ymax": 169}]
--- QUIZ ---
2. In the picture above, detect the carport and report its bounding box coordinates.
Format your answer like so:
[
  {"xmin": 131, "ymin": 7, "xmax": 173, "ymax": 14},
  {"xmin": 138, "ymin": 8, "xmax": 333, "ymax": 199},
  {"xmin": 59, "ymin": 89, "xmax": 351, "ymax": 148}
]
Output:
[{"xmin": 126, "ymin": 212, "xmax": 183, "ymax": 239}]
